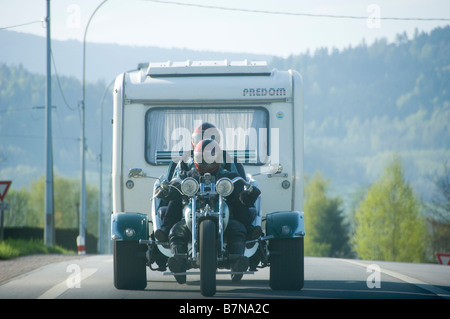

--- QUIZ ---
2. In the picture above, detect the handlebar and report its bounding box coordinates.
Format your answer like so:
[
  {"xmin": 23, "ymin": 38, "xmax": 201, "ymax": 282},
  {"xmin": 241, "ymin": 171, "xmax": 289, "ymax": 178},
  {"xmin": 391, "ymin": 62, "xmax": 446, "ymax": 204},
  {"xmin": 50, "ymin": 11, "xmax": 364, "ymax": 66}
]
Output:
[{"xmin": 155, "ymin": 176, "xmax": 251, "ymax": 200}]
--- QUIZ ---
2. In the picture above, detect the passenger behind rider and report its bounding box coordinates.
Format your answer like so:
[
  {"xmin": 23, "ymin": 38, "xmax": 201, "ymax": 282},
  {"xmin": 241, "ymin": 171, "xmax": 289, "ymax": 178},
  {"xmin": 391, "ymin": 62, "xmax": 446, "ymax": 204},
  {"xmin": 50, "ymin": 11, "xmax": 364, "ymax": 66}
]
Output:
[
  {"xmin": 165, "ymin": 139, "xmax": 257, "ymax": 283},
  {"xmin": 154, "ymin": 122, "xmax": 262, "ymax": 242}
]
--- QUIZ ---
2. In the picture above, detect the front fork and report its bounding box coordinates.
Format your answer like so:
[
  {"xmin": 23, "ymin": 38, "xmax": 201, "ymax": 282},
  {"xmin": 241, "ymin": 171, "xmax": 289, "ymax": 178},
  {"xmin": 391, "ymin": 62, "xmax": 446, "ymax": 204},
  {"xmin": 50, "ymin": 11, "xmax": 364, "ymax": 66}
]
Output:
[{"xmin": 190, "ymin": 195, "xmax": 225, "ymax": 261}]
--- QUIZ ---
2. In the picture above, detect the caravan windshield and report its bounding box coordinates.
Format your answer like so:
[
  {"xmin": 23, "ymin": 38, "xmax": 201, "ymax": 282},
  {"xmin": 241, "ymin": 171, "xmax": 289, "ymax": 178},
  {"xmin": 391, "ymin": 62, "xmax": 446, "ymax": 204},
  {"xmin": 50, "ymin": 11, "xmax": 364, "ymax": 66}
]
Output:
[{"xmin": 145, "ymin": 107, "xmax": 269, "ymax": 165}]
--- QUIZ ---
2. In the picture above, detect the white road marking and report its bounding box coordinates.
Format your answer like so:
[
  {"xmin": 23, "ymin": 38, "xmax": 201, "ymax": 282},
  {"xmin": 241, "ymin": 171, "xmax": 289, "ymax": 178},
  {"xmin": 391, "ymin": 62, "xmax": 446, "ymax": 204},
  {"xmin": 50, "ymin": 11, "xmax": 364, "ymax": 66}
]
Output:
[
  {"xmin": 338, "ymin": 259, "xmax": 450, "ymax": 299},
  {"xmin": 37, "ymin": 268, "xmax": 98, "ymax": 299}
]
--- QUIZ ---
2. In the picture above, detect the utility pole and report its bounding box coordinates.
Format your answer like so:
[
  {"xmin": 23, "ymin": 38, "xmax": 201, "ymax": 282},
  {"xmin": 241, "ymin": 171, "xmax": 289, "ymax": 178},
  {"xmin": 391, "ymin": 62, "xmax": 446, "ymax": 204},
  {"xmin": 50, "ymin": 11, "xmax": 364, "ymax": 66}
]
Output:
[{"xmin": 44, "ymin": 0, "xmax": 55, "ymax": 246}]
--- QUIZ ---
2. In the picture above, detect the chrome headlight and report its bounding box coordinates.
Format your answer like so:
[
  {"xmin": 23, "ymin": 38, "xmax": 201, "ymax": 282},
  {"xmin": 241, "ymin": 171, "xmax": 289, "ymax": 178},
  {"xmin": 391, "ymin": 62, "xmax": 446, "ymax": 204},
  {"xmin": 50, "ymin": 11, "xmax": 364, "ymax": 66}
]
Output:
[
  {"xmin": 216, "ymin": 178, "xmax": 234, "ymax": 197},
  {"xmin": 181, "ymin": 177, "xmax": 199, "ymax": 197}
]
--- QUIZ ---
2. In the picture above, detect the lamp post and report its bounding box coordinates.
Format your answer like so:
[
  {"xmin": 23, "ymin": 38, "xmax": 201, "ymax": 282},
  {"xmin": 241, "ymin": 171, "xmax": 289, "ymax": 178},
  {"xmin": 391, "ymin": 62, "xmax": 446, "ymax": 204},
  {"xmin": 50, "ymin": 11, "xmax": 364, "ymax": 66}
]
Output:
[{"xmin": 78, "ymin": 0, "xmax": 108, "ymax": 255}]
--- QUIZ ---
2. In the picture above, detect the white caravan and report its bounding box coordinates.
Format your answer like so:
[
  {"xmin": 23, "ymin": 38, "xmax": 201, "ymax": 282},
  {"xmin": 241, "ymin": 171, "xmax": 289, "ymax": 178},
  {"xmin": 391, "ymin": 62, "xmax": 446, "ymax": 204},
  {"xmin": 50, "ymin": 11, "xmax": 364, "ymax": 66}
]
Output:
[{"xmin": 111, "ymin": 60, "xmax": 305, "ymax": 295}]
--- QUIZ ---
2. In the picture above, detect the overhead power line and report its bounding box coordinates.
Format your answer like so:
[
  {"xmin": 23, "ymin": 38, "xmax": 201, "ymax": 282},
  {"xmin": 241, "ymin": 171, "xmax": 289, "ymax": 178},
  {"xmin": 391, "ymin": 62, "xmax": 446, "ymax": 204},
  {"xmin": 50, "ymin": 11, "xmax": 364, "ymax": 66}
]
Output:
[
  {"xmin": 145, "ymin": 0, "xmax": 450, "ymax": 22},
  {"xmin": 50, "ymin": 50, "xmax": 78, "ymax": 112},
  {"xmin": 0, "ymin": 133, "xmax": 79, "ymax": 141},
  {"xmin": 0, "ymin": 19, "xmax": 43, "ymax": 30}
]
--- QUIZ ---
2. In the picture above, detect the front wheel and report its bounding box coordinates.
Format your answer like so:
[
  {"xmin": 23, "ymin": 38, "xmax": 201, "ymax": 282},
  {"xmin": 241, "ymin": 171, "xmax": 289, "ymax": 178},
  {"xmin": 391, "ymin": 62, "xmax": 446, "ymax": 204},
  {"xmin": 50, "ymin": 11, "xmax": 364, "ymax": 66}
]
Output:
[
  {"xmin": 269, "ymin": 237, "xmax": 304, "ymax": 290},
  {"xmin": 199, "ymin": 219, "xmax": 217, "ymax": 297},
  {"xmin": 113, "ymin": 240, "xmax": 147, "ymax": 290}
]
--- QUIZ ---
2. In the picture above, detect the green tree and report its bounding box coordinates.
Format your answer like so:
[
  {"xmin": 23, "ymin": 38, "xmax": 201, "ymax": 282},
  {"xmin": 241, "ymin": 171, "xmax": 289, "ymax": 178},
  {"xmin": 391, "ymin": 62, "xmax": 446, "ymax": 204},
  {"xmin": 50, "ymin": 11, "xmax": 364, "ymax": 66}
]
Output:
[
  {"xmin": 304, "ymin": 171, "xmax": 351, "ymax": 257},
  {"xmin": 4, "ymin": 187, "xmax": 42, "ymax": 227},
  {"xmin": 53, "ymin": 176, "xmax": 81, "ymax": 229},
  {"xmin": 6, "ymin": 176, "xmax": 98, "ymax": 236},
  {"xmin": 353, "ymin": 155, "xmax": 427, "ymax": 262},
  {"xmin": 426, "ymin": 162, "xmax": 450, "ymax": 256}
]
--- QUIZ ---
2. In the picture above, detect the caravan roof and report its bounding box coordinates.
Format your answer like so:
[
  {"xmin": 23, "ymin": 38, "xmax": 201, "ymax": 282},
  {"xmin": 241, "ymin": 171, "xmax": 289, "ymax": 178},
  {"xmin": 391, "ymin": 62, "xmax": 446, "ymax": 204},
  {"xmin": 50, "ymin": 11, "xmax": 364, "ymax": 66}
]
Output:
[{"xmin": 146, "ymin": 59, "xmax": 270, "ymax": 77}]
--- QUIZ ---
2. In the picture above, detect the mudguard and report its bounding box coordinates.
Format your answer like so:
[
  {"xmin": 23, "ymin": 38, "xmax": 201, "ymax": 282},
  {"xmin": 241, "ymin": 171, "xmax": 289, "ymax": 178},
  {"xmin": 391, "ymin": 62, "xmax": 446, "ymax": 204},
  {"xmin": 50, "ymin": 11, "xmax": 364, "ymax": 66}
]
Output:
[
  {"xmin": 265, "ymin": 211, "xmax": 305, "ymax": 239},
  {"xmin": 111, "ymin": 212, "xmax": 149, "ymax": 241}
]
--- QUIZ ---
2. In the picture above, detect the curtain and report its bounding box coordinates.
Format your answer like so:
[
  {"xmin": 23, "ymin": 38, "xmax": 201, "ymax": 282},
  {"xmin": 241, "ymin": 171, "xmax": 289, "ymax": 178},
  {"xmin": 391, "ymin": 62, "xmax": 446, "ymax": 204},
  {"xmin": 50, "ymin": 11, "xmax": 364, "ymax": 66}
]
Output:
[{"xmin": 145, "ymin": 107, "xmax": 268, "ymax": 165}]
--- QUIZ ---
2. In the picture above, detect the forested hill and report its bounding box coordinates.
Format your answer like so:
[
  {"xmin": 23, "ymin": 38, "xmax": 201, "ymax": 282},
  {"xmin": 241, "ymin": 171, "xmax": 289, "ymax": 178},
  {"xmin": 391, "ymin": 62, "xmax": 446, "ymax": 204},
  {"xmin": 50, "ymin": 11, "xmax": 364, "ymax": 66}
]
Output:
[
  {"xmin": 0, "ymin": 26, "xmax": 449, "ymax": 209},
  {"xmin": 272, "ymin": 26, "xmax": 450, "ymax": 121},
  {"xmin": 271, "ymin": 26, "xmax": 450, "ymax": 204}
]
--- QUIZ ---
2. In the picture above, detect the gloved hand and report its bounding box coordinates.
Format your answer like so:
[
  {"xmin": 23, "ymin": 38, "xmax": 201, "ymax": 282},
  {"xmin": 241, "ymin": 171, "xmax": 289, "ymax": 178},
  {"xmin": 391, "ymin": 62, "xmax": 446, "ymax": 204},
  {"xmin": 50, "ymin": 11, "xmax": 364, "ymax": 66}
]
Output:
[
  {"xmin": 239, "ymin": 186, "xmax": 261, "ymax": 207},
  {"xmin": 155, "ymin": 180, "xmax": 170, "ymax": 199}
]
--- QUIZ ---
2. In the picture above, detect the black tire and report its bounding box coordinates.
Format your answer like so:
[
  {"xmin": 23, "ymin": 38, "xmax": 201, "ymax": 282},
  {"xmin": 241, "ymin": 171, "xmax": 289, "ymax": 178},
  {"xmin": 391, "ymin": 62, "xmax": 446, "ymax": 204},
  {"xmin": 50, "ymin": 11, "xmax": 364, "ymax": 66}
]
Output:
[
  {"xmin": 113, "ymin": 240, "xmax": 147, "ymax": 290},
  {"xmin": 269, "ymin": 237, "xmax": 304, "ymax": 290},
  {"xmin": 231, "ymin": 273, "xmax": 243, "ymax": 283},
  {"xmin": 199, "ymin": 219, "xmax": 217, "ymax": 297}
]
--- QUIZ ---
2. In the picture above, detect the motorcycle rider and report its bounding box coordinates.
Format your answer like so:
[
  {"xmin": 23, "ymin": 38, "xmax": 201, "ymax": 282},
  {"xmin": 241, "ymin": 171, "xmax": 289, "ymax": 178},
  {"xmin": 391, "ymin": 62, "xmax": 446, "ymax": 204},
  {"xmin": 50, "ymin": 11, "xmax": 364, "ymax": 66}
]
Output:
[
  {"xmin": 166, "ymin": 139, "xmax": 259, "ymax": 284},
  {"xmin": 154, "ymin": 122, "xmax": 221, "ymax": 241},
  {"xmin": 154, "ymin": 122, "xmax": 260, "ymax": 242}
]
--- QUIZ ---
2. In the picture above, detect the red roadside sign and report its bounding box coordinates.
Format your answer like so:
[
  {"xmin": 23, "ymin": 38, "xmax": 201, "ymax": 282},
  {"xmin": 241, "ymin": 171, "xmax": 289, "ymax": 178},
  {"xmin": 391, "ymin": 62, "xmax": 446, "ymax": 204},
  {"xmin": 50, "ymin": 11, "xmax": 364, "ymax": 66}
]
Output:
[
  {"xmin": 436, "ymin": 252, "xmax": 450, "ymax": 265},
  {"xmin": 0, "ymin": 181, "xmax": 12, "ymax": 201}
]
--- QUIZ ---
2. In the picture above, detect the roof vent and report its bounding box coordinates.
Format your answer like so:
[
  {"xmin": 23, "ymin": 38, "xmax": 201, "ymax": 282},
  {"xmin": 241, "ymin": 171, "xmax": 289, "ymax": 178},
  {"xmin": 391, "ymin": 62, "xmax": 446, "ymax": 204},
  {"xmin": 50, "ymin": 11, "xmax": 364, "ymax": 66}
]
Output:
[{"xmin": 147, "ymin": 59, "xmax": 270, "ymax": 77}]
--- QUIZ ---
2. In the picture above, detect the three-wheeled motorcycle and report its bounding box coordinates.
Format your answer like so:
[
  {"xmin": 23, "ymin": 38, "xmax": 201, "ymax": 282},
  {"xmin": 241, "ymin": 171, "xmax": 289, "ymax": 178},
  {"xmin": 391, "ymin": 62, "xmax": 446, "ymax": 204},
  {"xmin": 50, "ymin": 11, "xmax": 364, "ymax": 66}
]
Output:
[{"xmin": 111, "ymin": 60, "xmax": 305, "ymax": 296}]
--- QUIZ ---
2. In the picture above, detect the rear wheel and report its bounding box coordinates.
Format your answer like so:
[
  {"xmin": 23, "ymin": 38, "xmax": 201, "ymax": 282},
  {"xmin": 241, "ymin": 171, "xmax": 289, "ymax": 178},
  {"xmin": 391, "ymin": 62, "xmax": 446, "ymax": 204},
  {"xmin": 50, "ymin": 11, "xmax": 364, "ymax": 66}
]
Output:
[
  {"xmin": 199, "ymin": 219, "xmax": 217, "ymax": 297},
  {"xmin": 113, "ymin": 240, "xmax": 147, "ymax": 290},
  {"xmin": 269, "ymin": 237, "xmax": 304, "ymax": 290}
]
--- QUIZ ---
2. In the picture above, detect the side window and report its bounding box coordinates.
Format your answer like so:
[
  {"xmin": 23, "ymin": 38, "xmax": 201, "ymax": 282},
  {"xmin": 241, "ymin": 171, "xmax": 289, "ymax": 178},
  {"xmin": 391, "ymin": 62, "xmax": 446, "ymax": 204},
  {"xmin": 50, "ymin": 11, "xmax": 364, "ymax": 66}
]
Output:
[{"xmin": 145, "ymin": 107, "xmax": 269, "ymax": 165}]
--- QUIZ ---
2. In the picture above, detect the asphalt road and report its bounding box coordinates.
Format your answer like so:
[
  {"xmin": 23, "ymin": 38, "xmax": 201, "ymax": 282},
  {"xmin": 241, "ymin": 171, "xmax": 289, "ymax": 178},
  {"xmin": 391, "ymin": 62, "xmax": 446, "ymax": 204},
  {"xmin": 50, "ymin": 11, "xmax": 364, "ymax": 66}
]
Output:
[{"xmin": 1, "ymin": 255, "xmax": 449, "ymax": 301}]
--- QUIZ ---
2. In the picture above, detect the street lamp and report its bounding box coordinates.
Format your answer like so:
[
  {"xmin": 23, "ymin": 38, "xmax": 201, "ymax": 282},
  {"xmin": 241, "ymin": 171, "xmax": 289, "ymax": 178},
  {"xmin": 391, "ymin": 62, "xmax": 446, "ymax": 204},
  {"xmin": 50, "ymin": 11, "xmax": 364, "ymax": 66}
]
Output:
[{"xmin": 78, "ymin": 0, "xmax": 108, "ymax": 255}]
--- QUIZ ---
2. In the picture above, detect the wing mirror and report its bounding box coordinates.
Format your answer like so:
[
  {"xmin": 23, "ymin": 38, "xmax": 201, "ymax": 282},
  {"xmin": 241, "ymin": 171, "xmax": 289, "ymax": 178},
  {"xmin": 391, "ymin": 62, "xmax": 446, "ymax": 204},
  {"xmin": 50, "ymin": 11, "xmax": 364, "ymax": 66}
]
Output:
[
  {"xmin": 252, "ymin": 164, "xmax": 283, "ymax": 177},
  {"xmin": 128, "ymin": 168, "xmax": 146, "ymax": 178},
  {"xmin": 128, "ymin": 168, "xmax": 160, "ymax": 180}
]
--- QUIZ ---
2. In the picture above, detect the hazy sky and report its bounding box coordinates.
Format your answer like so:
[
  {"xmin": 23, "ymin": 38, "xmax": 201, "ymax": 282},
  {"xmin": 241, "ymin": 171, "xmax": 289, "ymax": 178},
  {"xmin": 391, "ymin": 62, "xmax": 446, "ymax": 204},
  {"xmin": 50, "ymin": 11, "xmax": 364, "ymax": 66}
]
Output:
[{"xmin": 1, "ymin": 0, "xmax": 450, "ymax": 57}]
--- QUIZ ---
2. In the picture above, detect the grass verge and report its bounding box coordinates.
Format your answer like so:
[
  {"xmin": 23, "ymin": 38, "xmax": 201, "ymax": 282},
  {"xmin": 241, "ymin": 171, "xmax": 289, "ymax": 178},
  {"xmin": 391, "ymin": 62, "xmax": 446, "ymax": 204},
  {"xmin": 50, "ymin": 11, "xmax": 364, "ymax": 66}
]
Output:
[{"xmin": 0, "ymin": 239, "xmax": 74, "ymax": 260}]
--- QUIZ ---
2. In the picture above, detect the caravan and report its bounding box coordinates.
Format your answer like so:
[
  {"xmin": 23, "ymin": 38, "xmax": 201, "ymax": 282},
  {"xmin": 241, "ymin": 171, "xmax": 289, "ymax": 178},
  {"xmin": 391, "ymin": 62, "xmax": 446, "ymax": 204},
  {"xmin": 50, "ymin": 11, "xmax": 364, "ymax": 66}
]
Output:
[{"xmin": 111, "ymin": 60, "xmax": 305, "ymax": 296}]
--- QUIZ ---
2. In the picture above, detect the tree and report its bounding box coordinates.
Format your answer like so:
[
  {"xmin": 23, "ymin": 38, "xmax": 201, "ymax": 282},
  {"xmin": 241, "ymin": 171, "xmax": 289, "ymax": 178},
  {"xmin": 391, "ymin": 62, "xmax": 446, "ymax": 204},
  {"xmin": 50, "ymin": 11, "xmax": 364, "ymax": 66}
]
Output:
[
  {"xmin": 426, "ymin": 161, "xmax": 450, "ymax": 255},
  {"xmin": 6, "ymin": 176, "xmax": 98, "ymax": 235},
  {"xmin": 353, "ymin": 155, "xmax": 427, "ymax": 262},
  {"xmin": 4, "ymin": 187, "xmax": 42, "ymax": 227},
  {"xmin": 304, "ymin": 171, "xmax": 352, "ymax": 257}
]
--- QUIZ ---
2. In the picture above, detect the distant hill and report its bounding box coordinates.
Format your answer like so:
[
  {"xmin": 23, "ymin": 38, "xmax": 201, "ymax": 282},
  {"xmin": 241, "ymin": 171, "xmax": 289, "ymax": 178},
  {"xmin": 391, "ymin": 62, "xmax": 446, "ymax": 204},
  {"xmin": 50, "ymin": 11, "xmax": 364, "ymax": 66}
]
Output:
[
  {"xmin": 0, "ymin": 30, "xmax": 273, "ymax": 82},
  {"xmin": 0, "ymin": 29, "xmax": 273, "ymax": 191},
  {"xmin": 270, "ymin": 26, "xmax": 450, "ymax": 206},
  {"xmin": 1, "ymin": 26, "xmax": 449, "ymax": 213}
]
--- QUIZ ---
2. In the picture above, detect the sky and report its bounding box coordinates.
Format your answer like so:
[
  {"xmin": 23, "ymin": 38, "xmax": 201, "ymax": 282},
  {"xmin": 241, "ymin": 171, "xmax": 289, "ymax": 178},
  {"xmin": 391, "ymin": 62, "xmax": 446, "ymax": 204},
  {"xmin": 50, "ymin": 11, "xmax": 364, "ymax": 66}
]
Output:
[{"xmin": 1, "ymin": 0, "xmax": 450, "ymax": 58}]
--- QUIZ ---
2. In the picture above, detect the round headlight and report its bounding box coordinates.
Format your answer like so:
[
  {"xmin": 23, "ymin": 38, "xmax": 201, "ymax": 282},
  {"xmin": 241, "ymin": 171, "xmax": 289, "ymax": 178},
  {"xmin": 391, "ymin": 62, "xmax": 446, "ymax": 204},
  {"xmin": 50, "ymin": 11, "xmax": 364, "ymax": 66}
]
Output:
[
  {"xmin": 181, "ymin": 177, "xmax": 199, "ymax": 196},
  {"xmin": 216, "ymin": 178, "xmax": 234, "ymax": 197}
]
